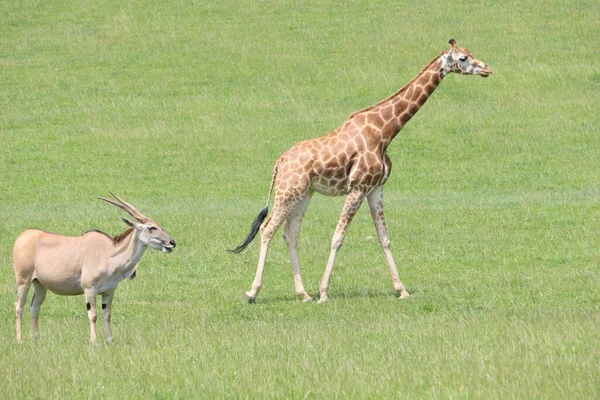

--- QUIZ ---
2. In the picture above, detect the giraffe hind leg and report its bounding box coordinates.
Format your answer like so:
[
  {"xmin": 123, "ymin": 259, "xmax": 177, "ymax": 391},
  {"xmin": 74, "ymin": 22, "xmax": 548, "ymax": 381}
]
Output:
[
  {"xmin": 283, "ymin": 194, "xmax": 313, "ymax": 302},
  {"xmin": 246, "ymin": 191, "xmax": 308, "ymax": 303},
  {"xmin": 245, "ymin": 211, "xmax": 287, "ymax": 302}
]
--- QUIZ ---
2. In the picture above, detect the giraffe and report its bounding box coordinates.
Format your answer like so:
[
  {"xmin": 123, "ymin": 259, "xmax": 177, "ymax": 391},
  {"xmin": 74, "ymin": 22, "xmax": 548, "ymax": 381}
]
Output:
[{"xmin": 230, "ymin": 39, "xmax": 492, "ymax": 304}]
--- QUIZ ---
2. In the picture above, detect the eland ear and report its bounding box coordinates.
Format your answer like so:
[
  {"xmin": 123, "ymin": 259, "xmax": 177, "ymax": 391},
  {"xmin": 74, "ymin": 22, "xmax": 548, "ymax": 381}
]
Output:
[{"xmin": 122, "ymin": 217, "xmax": 136, "ymax": 228}]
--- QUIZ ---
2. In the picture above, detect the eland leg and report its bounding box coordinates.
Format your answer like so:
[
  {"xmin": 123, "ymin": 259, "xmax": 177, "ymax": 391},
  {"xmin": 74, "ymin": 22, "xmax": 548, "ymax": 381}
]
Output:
[
  {"xmin": 283, "ymin": 194, "xmax": 313, "ymax": 302},
  {"xmin": 367, "ymin": 187, "xmax": 409, "ymax": 299},
  {"xmin": 84, "ymin": 288, "xmax": 98, "ymax": 343},
  {"xmin": 15, "ymin": 280, "xmax": 31, "ymax": 343},
  {"xmin": 319, "ymin": 190, "xmax": 366, "ymax": 304},
  {"xmin": 101, "ymin": 291, "xmax": 115, "ymax": 344},
  {"xmin": 30, "ymin": 279, "xmax": 48, "ymax": 340}
]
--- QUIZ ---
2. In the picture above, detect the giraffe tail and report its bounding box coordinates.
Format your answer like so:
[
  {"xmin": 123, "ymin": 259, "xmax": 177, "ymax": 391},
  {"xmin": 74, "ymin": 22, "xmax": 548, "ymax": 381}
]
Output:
[{"xmin": 228, "ymin": 159, "xmax": 280, "ymax": 254}]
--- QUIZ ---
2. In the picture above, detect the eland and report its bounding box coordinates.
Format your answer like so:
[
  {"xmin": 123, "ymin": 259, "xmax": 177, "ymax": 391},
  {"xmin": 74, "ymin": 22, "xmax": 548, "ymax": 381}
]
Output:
[{"xmin": 13, "ymin": 192, "xmax": 176, "ymax": 343}]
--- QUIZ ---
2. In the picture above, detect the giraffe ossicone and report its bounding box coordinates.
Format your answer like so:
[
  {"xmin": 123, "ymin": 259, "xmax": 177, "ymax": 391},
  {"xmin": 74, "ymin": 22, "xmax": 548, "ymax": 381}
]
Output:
[{"xmin": 230, "ymin": 39, "xmax": 491, "ymax": 303}]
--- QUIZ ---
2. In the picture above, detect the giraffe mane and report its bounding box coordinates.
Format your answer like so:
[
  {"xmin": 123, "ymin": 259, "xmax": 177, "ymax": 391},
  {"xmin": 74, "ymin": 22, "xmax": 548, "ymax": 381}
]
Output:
[{"xmin": 348, "ymin": 51, "xmax": 446, "ymax": 118}]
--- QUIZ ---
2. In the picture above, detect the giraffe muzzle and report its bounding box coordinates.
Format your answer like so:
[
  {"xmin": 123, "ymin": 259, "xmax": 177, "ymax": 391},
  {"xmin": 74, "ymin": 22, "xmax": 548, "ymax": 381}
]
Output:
[{"xmin": 479, "ymin": 64, "xmax": 492, "ymax": 77}]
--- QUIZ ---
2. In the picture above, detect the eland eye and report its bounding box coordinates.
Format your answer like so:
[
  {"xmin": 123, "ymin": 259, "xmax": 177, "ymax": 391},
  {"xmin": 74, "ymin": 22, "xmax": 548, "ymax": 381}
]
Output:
[
  {"xmin": 148, "ymin": 226, "xmax": 157, "ymax": 232},
  {"xmin": 459, "ymin": 56, "xmax": 468, "ymax": 62}
]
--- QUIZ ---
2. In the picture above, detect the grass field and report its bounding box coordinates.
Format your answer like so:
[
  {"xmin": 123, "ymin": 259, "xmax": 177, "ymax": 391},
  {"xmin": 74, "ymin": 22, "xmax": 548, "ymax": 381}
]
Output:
[{"xmin": 1, "ymin": 0, "xmax": 599, "ymax": 398}]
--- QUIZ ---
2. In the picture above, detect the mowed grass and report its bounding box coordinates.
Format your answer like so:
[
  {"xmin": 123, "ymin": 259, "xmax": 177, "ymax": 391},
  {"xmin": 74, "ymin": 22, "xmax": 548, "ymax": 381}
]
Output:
[{"xmin": 1, "ymin": 0, "xmax": 599, "ymax": 398}]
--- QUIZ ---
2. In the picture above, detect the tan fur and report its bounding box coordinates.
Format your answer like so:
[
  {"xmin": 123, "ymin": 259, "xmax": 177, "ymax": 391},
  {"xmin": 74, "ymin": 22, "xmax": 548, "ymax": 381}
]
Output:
[
  {"xmin": 14, "ymin": 229, "xmax": 137, "ymax": 296},
  {"xmin": 13, "ymin": 194, "xmax": 175, "ymax": 343}
]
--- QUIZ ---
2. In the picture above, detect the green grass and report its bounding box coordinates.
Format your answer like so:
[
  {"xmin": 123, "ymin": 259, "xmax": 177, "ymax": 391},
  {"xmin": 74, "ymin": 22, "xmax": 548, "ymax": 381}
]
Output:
[{"xmin": 1, "ymin": 0, "xmax": 599, "ymax": 398}]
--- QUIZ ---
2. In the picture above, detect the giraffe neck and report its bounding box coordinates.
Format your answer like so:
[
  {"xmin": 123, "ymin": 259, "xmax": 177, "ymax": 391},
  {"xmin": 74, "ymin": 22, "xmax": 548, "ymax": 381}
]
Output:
[{"xmin": 350, "ymin": 52, "xmax": 448, "ymax": 146}]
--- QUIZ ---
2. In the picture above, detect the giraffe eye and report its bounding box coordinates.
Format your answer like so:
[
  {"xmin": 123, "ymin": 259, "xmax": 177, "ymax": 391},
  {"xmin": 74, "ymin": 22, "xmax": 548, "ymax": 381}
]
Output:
[{"xmin": 459, "ymin": 56, "xmax": 468, "ymax": 62}]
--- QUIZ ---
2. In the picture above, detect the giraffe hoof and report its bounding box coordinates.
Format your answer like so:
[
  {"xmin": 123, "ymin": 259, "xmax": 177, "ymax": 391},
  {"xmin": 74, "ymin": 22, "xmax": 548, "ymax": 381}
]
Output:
[
  {"xmin": 245, "ymin": 292, "xmax": 256, "ymax": 303},
  {"xmin": 297, "ymin": 292, "xmax": 313, "ymax": 303},
  {"xmin": 399, "ymin": 291, "xmax": 411, "ymax": 299},
  {"xmin": 317, "ymin": 296, "xmax": 328, "ymax": 304}
]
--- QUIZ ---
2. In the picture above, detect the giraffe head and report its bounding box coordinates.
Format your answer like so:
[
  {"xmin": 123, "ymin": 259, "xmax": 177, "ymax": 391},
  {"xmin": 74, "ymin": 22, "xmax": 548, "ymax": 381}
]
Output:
[{"xmin": 443, "ymin": 39, "xmax": 492, "ymax": 78}]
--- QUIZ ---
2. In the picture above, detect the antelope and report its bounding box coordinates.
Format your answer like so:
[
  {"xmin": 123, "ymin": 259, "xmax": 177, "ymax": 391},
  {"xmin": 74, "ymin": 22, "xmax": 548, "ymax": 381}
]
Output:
[{"xmin": 13, "ymin": 192, "xmax": 176, "ymax": 344}]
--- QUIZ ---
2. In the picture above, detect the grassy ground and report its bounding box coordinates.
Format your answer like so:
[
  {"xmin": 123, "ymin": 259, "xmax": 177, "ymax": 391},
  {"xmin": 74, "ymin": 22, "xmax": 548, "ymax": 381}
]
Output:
[{"xmin": 1, "ymin": 0, "xmax": 599, "ymax": 398}]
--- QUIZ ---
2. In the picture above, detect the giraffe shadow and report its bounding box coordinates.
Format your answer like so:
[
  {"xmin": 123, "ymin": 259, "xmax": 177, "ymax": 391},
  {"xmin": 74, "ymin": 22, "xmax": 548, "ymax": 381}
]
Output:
[
  {"xmin": 330, "ymin": 288, "xmax": 409, "ymax": 301},
  {"xmin": 248, "ymin": 288, "xmax": 416, "ymax": 305}
]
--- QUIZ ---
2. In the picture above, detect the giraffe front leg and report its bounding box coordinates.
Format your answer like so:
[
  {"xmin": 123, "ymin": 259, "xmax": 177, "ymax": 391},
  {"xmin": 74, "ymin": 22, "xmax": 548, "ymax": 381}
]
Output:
[
  {"xmin": 283, "ymin": 194, "xmax": 313, "ymax": 303},
  {"xmin": 319, "ymin": 190, "xmax": 366, "ymax": 304},
  {"xmin": 367, "ymin": 187, "xmax": 410, "ymax": 299}
]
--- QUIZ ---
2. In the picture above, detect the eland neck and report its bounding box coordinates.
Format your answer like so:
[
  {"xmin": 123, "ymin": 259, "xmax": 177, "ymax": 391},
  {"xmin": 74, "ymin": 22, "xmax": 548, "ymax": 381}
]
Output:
[{"xmin": 110, "ymin": 228, "xmax": 147, "ymax": 271}]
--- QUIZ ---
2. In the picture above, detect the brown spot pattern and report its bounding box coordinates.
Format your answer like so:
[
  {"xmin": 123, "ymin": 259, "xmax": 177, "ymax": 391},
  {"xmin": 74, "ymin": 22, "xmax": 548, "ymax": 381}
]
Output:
[{"xmin": 262, "ymin": 53, "xmax": 448, "ymax": 244}]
